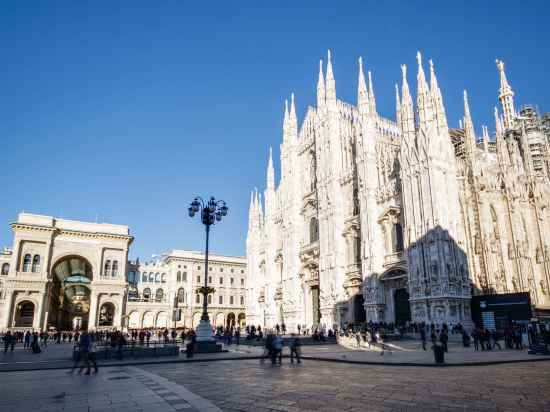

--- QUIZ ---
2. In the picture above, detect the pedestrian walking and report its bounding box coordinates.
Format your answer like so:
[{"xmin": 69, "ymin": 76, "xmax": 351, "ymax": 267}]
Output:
[
  {"xmin": 3, "ymin": 331, "xmax": 15, "ymax": 353},
  {"xmin": 271, "ymin": 334, "xmax": 283, "ymax": 365},
  {"xmin": 289, "ymin": 333, "xmax": 301, "ymax": 364},
  {"xmin": 420, "ymin": 326, "xmax": 427, "ymax": 351}
]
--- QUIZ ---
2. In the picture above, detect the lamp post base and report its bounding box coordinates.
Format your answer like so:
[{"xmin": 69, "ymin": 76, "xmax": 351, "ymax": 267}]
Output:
[
  {"xmin": 194, "ymin": 319, "xmax": 223, "ymax": 353},
  {"xmin": 195, "ymin": 319, "xmax": 215, "ymax": 342}
]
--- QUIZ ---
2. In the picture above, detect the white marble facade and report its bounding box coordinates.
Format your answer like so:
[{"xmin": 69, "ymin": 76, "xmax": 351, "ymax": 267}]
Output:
[
  {"xmin": 0, "ymin": 213, "xmax": 246, "ymax": 331},
  {"xmin": 246, "ymin": 51, "xmax": 550, "ymax": 331}
]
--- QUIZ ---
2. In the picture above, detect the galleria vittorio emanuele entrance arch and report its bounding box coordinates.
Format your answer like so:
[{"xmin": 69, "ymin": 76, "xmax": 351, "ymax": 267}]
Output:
[{"xmin": 47, "ymin": 255, "xmax": 93, "ymax": 331}]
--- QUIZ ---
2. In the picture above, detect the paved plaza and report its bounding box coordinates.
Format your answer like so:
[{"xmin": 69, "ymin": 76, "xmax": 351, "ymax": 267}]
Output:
[{"xmin": 0, "ymin": 339, "xmax": 549, "ymax": 411}]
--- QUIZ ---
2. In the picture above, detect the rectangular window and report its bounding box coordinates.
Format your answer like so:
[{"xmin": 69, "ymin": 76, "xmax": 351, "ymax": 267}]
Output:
[
  {"xmin": 241, "ymin": 269, "xmax": 244, "ymax": 274},
  {"xmin": 231, "ymin": 278, "xmax": 234, "ymax": 285},
  {"xmin": 220, "ymin": 268, "xmax": 223, "ymax": 272},
  {"xmin": 197, "ymin": 266, "xmax": 201, "ymax": 270},
  {"xmin": 219, "ymin": 295, "xmax": 223, "ymax": 304},
  {"xmin": 231, "ymin": 268, "xmax": 234, "ymax": 273},
  {"xmin": 197, "ymin": 276, "xmax": 201, "ymax": 283},
  {"xmin": 208, "ymin": 276, "xmax": 212, "ymax": 283},
  {"xmin": 195, "ymin": 294, "xmax": 200, "ymax": 304},
  {"xmin": 230, "ymin": 296, "xmax": 234, "ymax": 305},
  {"xmin": 241, "ymin": 278, "xmax": 244, "ymax": 286},
  {"xmin": 209, "ymin": 266, "xmax": 212, "ymax": 271},
  {"xmin": 183, "ymin": 272, "xmax": 187, "ymax": 282},
  {"xmin": 219, "ymin": 277, "xmax": 223, "ymax": 284}
]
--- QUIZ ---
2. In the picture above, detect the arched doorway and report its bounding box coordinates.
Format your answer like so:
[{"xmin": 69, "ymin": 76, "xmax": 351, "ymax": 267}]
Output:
[
  {"xmin": 98, "ymin": 302, "xmax": 115, "ymax": 327},
  {"xmin": 47, "ymin": 256, "xmax": 93, "ymax": 331},
  {"xmin": 394, "ymin": 288, "xmax": 411, "ymax": 326},
  {"xmin": 128, "ymin": 311, "xmax": 140, "ymax": 329},
  {"xmin": 226, "ymin": 312, "xmax": 236, "ymax": 329},
  {"xmin": 237, "ymin": 313, "xmax": 246, "ymax": 328},
  {"xmin": 156, "ymin": 312, "xmax": 168, "ymax": 328},
  {"xmin": 14, "ymin": 301, "xmax": 35, "ymax": 327},
  {"xmin": 143, "ymin": 311, "xmax": 154, "ymax": 328}
]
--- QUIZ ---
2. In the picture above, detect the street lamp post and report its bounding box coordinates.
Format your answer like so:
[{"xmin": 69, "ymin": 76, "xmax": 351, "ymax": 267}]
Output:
[{"xmin": 188, "ymin": 196, "xmax": 228, "ymax": 344}]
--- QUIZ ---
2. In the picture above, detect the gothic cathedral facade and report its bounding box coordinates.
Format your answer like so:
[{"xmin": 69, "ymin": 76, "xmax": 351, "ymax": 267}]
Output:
[{"xmin": 246, "ymin": 51, "xmax": 550, "ymax": 331}]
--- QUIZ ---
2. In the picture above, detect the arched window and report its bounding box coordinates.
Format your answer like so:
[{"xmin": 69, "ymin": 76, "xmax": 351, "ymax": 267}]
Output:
[
  {"xmin": 111, "ymin": 260, "xmax": 118, "ymax": 277},
  {"xmin": 207, "ymin": 294, "xmax": 212, "ymax": 304},
  {"xmin": 195, "ymin": 294, "xmax": 200, "ymax": 304},
  {"xmin": 31, "ymin": 255, "xmax": 40, "ymax": 273},
  {"xmin": 240, "ymin": 296, "xmax": 244, "ymax": 305},
  {"xmin": 155, "ymin": 288, "xmax": 164, "ymax": 302},
  {"xmin": 148, "ymin": 273, "xmax": 154, "ymax": 282},
  {"xmin": 182, "ymin": 272, "xmax": 187, "ymax": 282},
  {"xmin": 1, "ymin": 263, "xmax": 9, "ymax": 276},
  {"xmin": 143, "ymin": 288, "xmax": 151, "ymax": 301},
  {"xmin": 23, "ymin": 254, "xmax": 32, "ymax": 272},
  {"xmin": 155, "ymin": 273, "xmax": 160, "ymax": 283},
  {"xmin": 142, "ymin": 273, "xmax": 148, "ymax": 282},
  {"xmin": 309, "ymin": 217, "xmax": 319, "ymax": 243},
  {"xmin": 177, "ymin": 288, "xmax": 185, "ymax": 304},
  {"xmin": 104, "ymin": 260, "xmax": 111, "ymax": 276},
  {"xmin": 161, "ymin": 273, "xmax": 166, "ymax": 283},
  {"xmin": 230, "ymin": 296, "xmax": 234, "ymax": 305},
  {"xmin": 177, "ymin": 271, "xmax": 181, "ymax": 282}
]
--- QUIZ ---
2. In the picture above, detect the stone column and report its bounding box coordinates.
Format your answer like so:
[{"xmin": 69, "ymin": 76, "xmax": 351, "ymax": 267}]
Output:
[
  {"xmin": 3, "ymin": 291, "xmax": 15, "ymax": 328},
  {"xmin": 88, "ymin": 292, "xmax": 98, "ymax": 330},
  {"xmin": 115, "ymin": 296, "xmax": 124, "ymax": 329}
]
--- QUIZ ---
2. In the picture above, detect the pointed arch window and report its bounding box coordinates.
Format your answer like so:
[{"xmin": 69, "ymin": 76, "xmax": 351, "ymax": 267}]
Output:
[
  {"xmin": 23, "ymin": 254, "xmax": 32, "ymax": 272},
  {"xmin": 104, "ymin": 260, "xmax": 111, "ymax": 277},
  {"xmin": 111, "ymin": 260, "xmax": 118, "ymax": 277},
  {"xmin": 31, "ymin": 255, "xmax": 41, "ymax": 273},
  {"xmin": 309, "ymin": 217, "xmax": 319, "ymax": 243}
]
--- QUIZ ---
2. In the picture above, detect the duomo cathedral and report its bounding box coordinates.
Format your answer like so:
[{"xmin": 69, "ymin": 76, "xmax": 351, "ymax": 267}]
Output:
[{"xmin": 246, "ymin": 51, "xmax": 550, "ymax": 331}]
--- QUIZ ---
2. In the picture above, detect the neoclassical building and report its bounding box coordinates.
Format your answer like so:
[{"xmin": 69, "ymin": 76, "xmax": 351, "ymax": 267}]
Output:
[
  {"xmin": 0, "ymin": 213, "xmax": 246, "ymax": 331},
  {"xmin": 246, "ymin": 51, "xmax": 550, "ymax": 331}
]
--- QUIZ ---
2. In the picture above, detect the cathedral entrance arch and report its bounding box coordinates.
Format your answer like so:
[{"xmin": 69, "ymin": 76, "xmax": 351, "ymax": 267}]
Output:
[
  {"xmin": 47, "ymin": 255, "xmax": 93, "ymax": 331},
  {"xmin": 394, "ymin": 288, "xmax": 411, "ymax": 326}
]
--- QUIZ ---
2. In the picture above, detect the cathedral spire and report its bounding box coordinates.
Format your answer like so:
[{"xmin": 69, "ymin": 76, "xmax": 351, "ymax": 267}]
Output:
[
  {"xmin": 416, "ymin": 51, "xmax": 433, "ymax": 130},
  {"xmin": 463, "ymin": 90, "xmax": 476, "ymax": 153},
  {"xmin": 496, "ymin": 59, "xmax": 515, "ymax": 129},
  {"xmin": 317, "ymin": 59, "xmax": 325, "ymax": 108},
  {"xmin": 400, "ymin": 64, "xmax": 415, "ymax": 139},
  {"xmin": 289, "ymin": 92, "xmax": 297, "ymax": 139},
  {"xmin": 395, "ymin": 83, "xmax": 401, "ymax": 128},
  {"xmin": 267, "ymin": 146, "xmax": 275, "ymax": 190},
  {"xmin": 368, "ymin": 70, "xmax": 377, "ymax": 116},
  {"xmin": 429, "ymin": 59, "xmax": 448, "ymax": 132},
  {"xmin": 482, "ymin": 125, "xmax": 489, "ymax": 152},
  {"xmin": 325, "ymin": 49, "xmax": 336, "ymax": 105},
  {"xmin": 357, "ymin": 56, "xmax": 368, "ymax": 114},
  {"xmin": 283, "ymin": 99, "xmax": 289, "ymax": 141}
]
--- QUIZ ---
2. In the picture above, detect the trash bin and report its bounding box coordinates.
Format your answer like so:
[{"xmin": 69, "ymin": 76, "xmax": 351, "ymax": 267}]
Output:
[{"xmin": 433, "ymin": 343, "xmax": 445, "ymax": 364}]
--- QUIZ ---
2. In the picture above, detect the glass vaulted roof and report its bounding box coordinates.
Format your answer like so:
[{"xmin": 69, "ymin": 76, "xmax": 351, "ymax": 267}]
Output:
[{"xmin": 53, "ymin": 257, "xmax": 92, "ymax": 282}]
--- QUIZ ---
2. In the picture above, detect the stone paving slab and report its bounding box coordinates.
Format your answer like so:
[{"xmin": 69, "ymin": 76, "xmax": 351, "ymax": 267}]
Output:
[
  {"xmin": 0, "ymin": 364, "xmax": 220, "ymax": 412},
  {"xmin": 141, "ymin": 359, "xmax": 550, "ymax": 411}
]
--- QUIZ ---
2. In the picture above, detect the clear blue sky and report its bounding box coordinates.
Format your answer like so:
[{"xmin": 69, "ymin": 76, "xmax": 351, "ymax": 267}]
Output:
[{"xmin": 2, "ymin": 1, "xmax": 548, "ymax": 260}]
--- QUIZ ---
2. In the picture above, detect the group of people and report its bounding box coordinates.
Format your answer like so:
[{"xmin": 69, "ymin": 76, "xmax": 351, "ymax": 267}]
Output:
[
  {"xmin": 2, "ymin": 330, "xmax": 53, "ymax": 354},
  {"xmin": 263, "ymin": 333, "xmax": 302, "ymax": 365}
]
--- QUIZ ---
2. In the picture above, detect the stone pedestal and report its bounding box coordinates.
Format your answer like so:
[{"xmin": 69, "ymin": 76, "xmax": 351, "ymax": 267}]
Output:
[{"xmin": 195, "ymin": 319, "xmax": 223, "ymax": 352}]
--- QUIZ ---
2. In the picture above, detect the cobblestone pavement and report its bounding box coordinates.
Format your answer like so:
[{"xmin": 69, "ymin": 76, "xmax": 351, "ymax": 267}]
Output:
[{"xmin": 142, "ymin": 359, "xmax": 550, "ymax": 412}]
